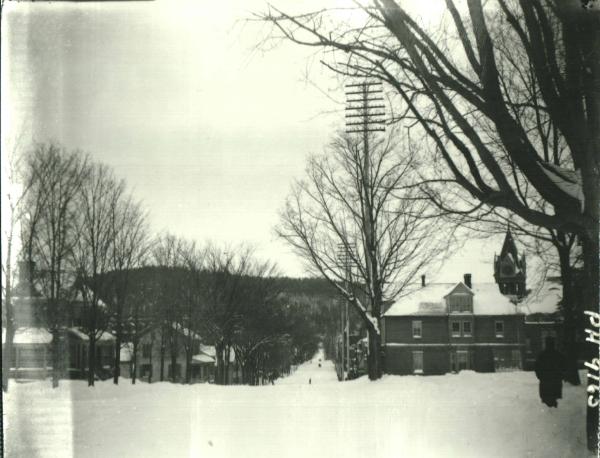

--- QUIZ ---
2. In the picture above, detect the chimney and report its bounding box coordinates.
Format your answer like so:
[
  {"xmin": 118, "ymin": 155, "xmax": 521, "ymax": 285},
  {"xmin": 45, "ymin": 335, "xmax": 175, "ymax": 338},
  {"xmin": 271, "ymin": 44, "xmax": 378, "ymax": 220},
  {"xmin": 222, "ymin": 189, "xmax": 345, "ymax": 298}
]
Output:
[
  {"xmin": 464, "ymin": 273, "xmax": 472, "ymax": 289},
  {"xmin": 421, "ymin": 274, "xmax": 426, "ymax": 287}
]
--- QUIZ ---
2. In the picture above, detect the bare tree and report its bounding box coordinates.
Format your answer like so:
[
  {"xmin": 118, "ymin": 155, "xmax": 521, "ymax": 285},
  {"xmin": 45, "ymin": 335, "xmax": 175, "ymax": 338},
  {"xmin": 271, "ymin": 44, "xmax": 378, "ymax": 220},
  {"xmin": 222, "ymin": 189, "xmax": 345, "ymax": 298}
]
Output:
[
  {"xmin": 405, "ymin": 4, "xmax": 585, "ymax": 385},
  {"xmin": 1, "ymin": 139, "xmax": 33, "ymax": 392},
  {"xmin": 21, "ymin": 144, "xmax": 89, "ymax": 387},
  {"xmin": 72, "ymin": 163, "xmax": 123, "ymax": 386},
  {"xmin": 107, "ymin": 195, "xmax": 149, "ymax": 384},
  {"xmin": 230, "ymin": 259, "xmax": 281, "ymax": 385},
  {"xmin": 127, "ymin": 269, "xmax": 160, "ymax": 385},
  {"xmin": 152, "ymin": 233, "xmax": 187, "ymax": 382},
  {"xmin": 277, "ymin": 130, "xmax": 452, "ymax": 379},
  {"xmin": 177, "ymin": 239, "xmax": 207, "ymax": 384},
  {"xmin": 261, "ymin": 1, "xmax": 599, "ymax": 444},
  {"xmin": 200, "ymin": 244, "xmax": 257, "ymax": 385}
]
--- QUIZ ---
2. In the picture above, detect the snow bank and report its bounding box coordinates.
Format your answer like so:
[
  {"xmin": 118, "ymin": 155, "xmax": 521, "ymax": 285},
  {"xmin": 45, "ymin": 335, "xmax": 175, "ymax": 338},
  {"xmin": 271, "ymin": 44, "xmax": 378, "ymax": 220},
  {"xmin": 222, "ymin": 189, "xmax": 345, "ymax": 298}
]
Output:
[{"xmin": 3, "ymin": 353, "xmax": 592, "ymax": 458}]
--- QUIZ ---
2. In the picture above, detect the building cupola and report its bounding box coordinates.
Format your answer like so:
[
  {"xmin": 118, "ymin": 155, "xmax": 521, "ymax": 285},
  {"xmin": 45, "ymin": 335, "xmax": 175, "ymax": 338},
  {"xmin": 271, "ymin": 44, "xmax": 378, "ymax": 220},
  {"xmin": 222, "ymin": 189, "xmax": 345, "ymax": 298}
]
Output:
[{"xmin": 494, "ymin": 228, "xmax": 526, "ymax": 297}]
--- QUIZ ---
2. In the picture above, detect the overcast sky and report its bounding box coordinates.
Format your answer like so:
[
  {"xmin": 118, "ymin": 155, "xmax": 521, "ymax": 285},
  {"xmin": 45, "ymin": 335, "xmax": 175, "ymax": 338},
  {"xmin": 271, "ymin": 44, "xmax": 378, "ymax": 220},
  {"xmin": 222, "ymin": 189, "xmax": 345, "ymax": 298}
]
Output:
[{"xmin": 2, "ymin": 0, "xmax": 512, "ymax": 283}]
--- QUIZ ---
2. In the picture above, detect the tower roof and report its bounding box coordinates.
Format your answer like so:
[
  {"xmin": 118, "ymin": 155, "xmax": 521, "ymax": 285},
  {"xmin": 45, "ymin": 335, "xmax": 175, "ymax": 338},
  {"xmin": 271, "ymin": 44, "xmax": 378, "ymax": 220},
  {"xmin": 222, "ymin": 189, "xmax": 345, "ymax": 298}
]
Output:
[
  {"xmin": 499, "ymin": 229, "xmax": 519, "ymax": 261},
  {"xmin": 494, "ymin": 228, "xmax": 527, "ymax": 286}
]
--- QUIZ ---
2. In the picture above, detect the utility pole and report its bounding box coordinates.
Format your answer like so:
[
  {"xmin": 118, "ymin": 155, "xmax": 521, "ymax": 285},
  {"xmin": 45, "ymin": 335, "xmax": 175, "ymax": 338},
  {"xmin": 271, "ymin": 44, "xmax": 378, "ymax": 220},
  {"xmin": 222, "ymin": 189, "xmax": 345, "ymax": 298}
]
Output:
[
  {"xmin": 345, "ymin": 81, "xmax": 386, "ymax": 377},
  {"xmin": 345, "ymin": 81, "xmax": 385, "ymax": 292}
]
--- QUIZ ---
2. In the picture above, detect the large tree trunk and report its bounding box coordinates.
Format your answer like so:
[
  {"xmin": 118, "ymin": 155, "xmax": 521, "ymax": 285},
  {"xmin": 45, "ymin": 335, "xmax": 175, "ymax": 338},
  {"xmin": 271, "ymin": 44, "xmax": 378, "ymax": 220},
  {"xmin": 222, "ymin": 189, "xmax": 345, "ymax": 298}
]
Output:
[
  {"xmin": 239, "ymin": 352, "xmax": 255, "ymax": 385},
  {"xmin": 51, "ymin": 329, "xmax": 61, "ymax": 388},
  {"xmin": 113, "ymin": 307, "xmax": 122, "ymax": 385},
  {"xmin": 170, "ymin": 330, "xmax": 178, "ymax": 383},
  {"xmin": 224, "ymin": 345, "xmax": 231, "ymax": 385},
  {"xmin": 185, "ymin": 344, "xmax": 192, "ymax": 385},
  {"xmin": 215, "ymin": 343, "xmax": 224, "ymax": 385},
  {"xmin": 557, "ymin": 243, "xmax": 581, "ymax": 386},
  {"xmin": 160, "ymin": 324, "xmax": 166, "ymax": 382},
  {"xmin": 87, "ymin": 334, "xmax": 96, "ymax": 386},
  {"xmin": 366, "ymin": 326, "xmax": 382, "ymax": 380},
  {"xmin": 131, "ymin": 339, "xmax": 138, "ymax": 385}
]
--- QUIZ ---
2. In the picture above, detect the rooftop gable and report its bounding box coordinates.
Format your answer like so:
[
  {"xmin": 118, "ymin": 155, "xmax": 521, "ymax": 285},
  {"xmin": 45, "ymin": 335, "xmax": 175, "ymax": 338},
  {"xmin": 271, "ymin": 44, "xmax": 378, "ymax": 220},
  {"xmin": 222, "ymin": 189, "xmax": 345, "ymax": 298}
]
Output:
[{"xmin": 443, "ymin": 282, "xmax": 474, "ymax": 298}]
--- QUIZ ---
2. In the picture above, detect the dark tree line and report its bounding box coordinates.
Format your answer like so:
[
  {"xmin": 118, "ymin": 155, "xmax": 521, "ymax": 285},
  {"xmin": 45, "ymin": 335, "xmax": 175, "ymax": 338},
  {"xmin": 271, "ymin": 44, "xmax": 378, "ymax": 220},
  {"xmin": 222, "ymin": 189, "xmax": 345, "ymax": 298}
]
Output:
[{"xmin": 95, "ymin": 259, "xmax": 331, "ymax": 386}]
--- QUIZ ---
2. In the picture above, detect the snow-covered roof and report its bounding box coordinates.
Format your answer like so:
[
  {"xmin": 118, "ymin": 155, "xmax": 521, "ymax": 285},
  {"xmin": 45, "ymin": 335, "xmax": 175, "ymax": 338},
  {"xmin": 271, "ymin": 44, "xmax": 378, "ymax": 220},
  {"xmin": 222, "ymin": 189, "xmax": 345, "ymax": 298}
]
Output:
[
  {"xmin": 2, "ymin": 327, "xmax": 53, "ymax": 344},
  {"xmin": 200, "ymin": 344, "xmax": 216, "ymax": 357},
  {"xmin": 67, "ymin": 327, "xmax": 115, "ymax": 342},
  {"xmin": 384, "ymin": 282, "xmax": 521, "ymax": 316},
  {"xmin": 192, "ymin": 353, "xmax": 214, "ymax": 364},
  {"xmin": 195, "ymin": 345, "xmax": 235, "ymax": 362},
  {"xmin": 520, "ymin": 280, "xmax": 561, "ymax": 315}
]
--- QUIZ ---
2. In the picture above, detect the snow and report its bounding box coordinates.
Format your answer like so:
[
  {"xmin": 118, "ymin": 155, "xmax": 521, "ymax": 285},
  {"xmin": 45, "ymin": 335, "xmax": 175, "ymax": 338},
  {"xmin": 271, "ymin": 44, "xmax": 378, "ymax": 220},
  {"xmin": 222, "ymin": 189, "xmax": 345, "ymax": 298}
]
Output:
[
  {"xmin": 385, "ymin": 282, "xmax": 520, "ymax": 316},
  {"xmin": 522, "ymin": 280, "xmax": 562, "ymax": 315},
  {"xmin": 67, "ymin": 327, "xmax": 115, "ymax": 342},
  {"xmin": 2, "ymin": 327, "xmax": 53, "ymax": 344},
  {"xmin": 3, "ymin": 350, "xmax": 592, "ymax": 458},
  {"xmin": 539, "ymin": 162, "xmax": 584, "ymax": 211},
  {"xmin": 120, "ymin": 343, "xmax": 134, "ymax": 363}
]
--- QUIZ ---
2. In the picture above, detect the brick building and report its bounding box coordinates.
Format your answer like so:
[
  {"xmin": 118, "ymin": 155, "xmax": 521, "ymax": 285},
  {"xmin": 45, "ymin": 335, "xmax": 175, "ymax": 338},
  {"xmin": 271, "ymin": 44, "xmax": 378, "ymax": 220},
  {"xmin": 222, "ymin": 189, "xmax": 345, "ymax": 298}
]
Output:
[{"xmin": 382, "ymin": 230, "xmax": 561, "ymax": 375}]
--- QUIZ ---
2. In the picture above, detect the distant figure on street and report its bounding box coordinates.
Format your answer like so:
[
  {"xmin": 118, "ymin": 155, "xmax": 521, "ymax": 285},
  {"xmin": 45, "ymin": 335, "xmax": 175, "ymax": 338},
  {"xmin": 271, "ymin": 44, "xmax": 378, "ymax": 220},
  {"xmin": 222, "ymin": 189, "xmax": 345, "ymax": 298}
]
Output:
[
  {"xmin": 309, "ymin": 378, "xmax": 311, "ymax": 385},
  {"xmin": 534, "ymin": 337, "xmax": 565, "ymax": 408}
]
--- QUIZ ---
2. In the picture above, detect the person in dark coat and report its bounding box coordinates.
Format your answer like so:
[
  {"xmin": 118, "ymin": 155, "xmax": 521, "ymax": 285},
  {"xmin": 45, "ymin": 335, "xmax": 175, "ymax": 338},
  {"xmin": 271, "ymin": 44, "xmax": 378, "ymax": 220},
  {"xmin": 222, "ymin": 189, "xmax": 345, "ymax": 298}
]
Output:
[{"xmin": 534, "ymin": 336, "xmax": 565, "ymax": 408}]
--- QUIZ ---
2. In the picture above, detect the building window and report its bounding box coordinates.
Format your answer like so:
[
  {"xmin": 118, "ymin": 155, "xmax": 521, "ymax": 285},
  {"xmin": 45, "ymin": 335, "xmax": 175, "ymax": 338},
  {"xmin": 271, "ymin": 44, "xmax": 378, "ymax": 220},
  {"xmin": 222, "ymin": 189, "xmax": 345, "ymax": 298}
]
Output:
[
  {"xmin": 451, "ymin": 321, "xmax": 461, "ymax": 337},
  {"xmin": 448, "ymin": 294, "xmax": 473, "ymax": 313},
  {"xmin": 412, "ymin": 320, "xmax": 422, "ymax": 339},
  {"xmin": 495, "ymin": 321, "xmax": 504, "ymax": 338},
  {"xmin": 463, "ymin": 321, "xmax": 472, "ymax": 337},
  {"xmin": 142, "ymin": 344, "xmax": 152, "ymax": 359},
  {"xmin": 412, "ymin": 351, "xmax": 423, "ymax": 374}
]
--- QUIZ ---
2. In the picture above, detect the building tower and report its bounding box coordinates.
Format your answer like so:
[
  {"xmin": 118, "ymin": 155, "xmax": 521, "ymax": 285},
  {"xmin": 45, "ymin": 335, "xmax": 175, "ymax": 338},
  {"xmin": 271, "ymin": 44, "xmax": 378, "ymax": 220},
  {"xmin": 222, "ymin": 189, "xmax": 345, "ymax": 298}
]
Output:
[{"xmin": 494, "ymin": 229, "xmax": 527, "ymax": 298}]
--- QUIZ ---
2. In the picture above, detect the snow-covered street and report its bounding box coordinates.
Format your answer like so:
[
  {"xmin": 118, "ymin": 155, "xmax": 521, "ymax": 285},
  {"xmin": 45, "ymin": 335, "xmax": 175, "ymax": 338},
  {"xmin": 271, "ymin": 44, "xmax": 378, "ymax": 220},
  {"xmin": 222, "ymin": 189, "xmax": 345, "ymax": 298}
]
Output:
[{"xmin": 3, "ymin": 351, "xmax": 592, "ymax": 458}]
